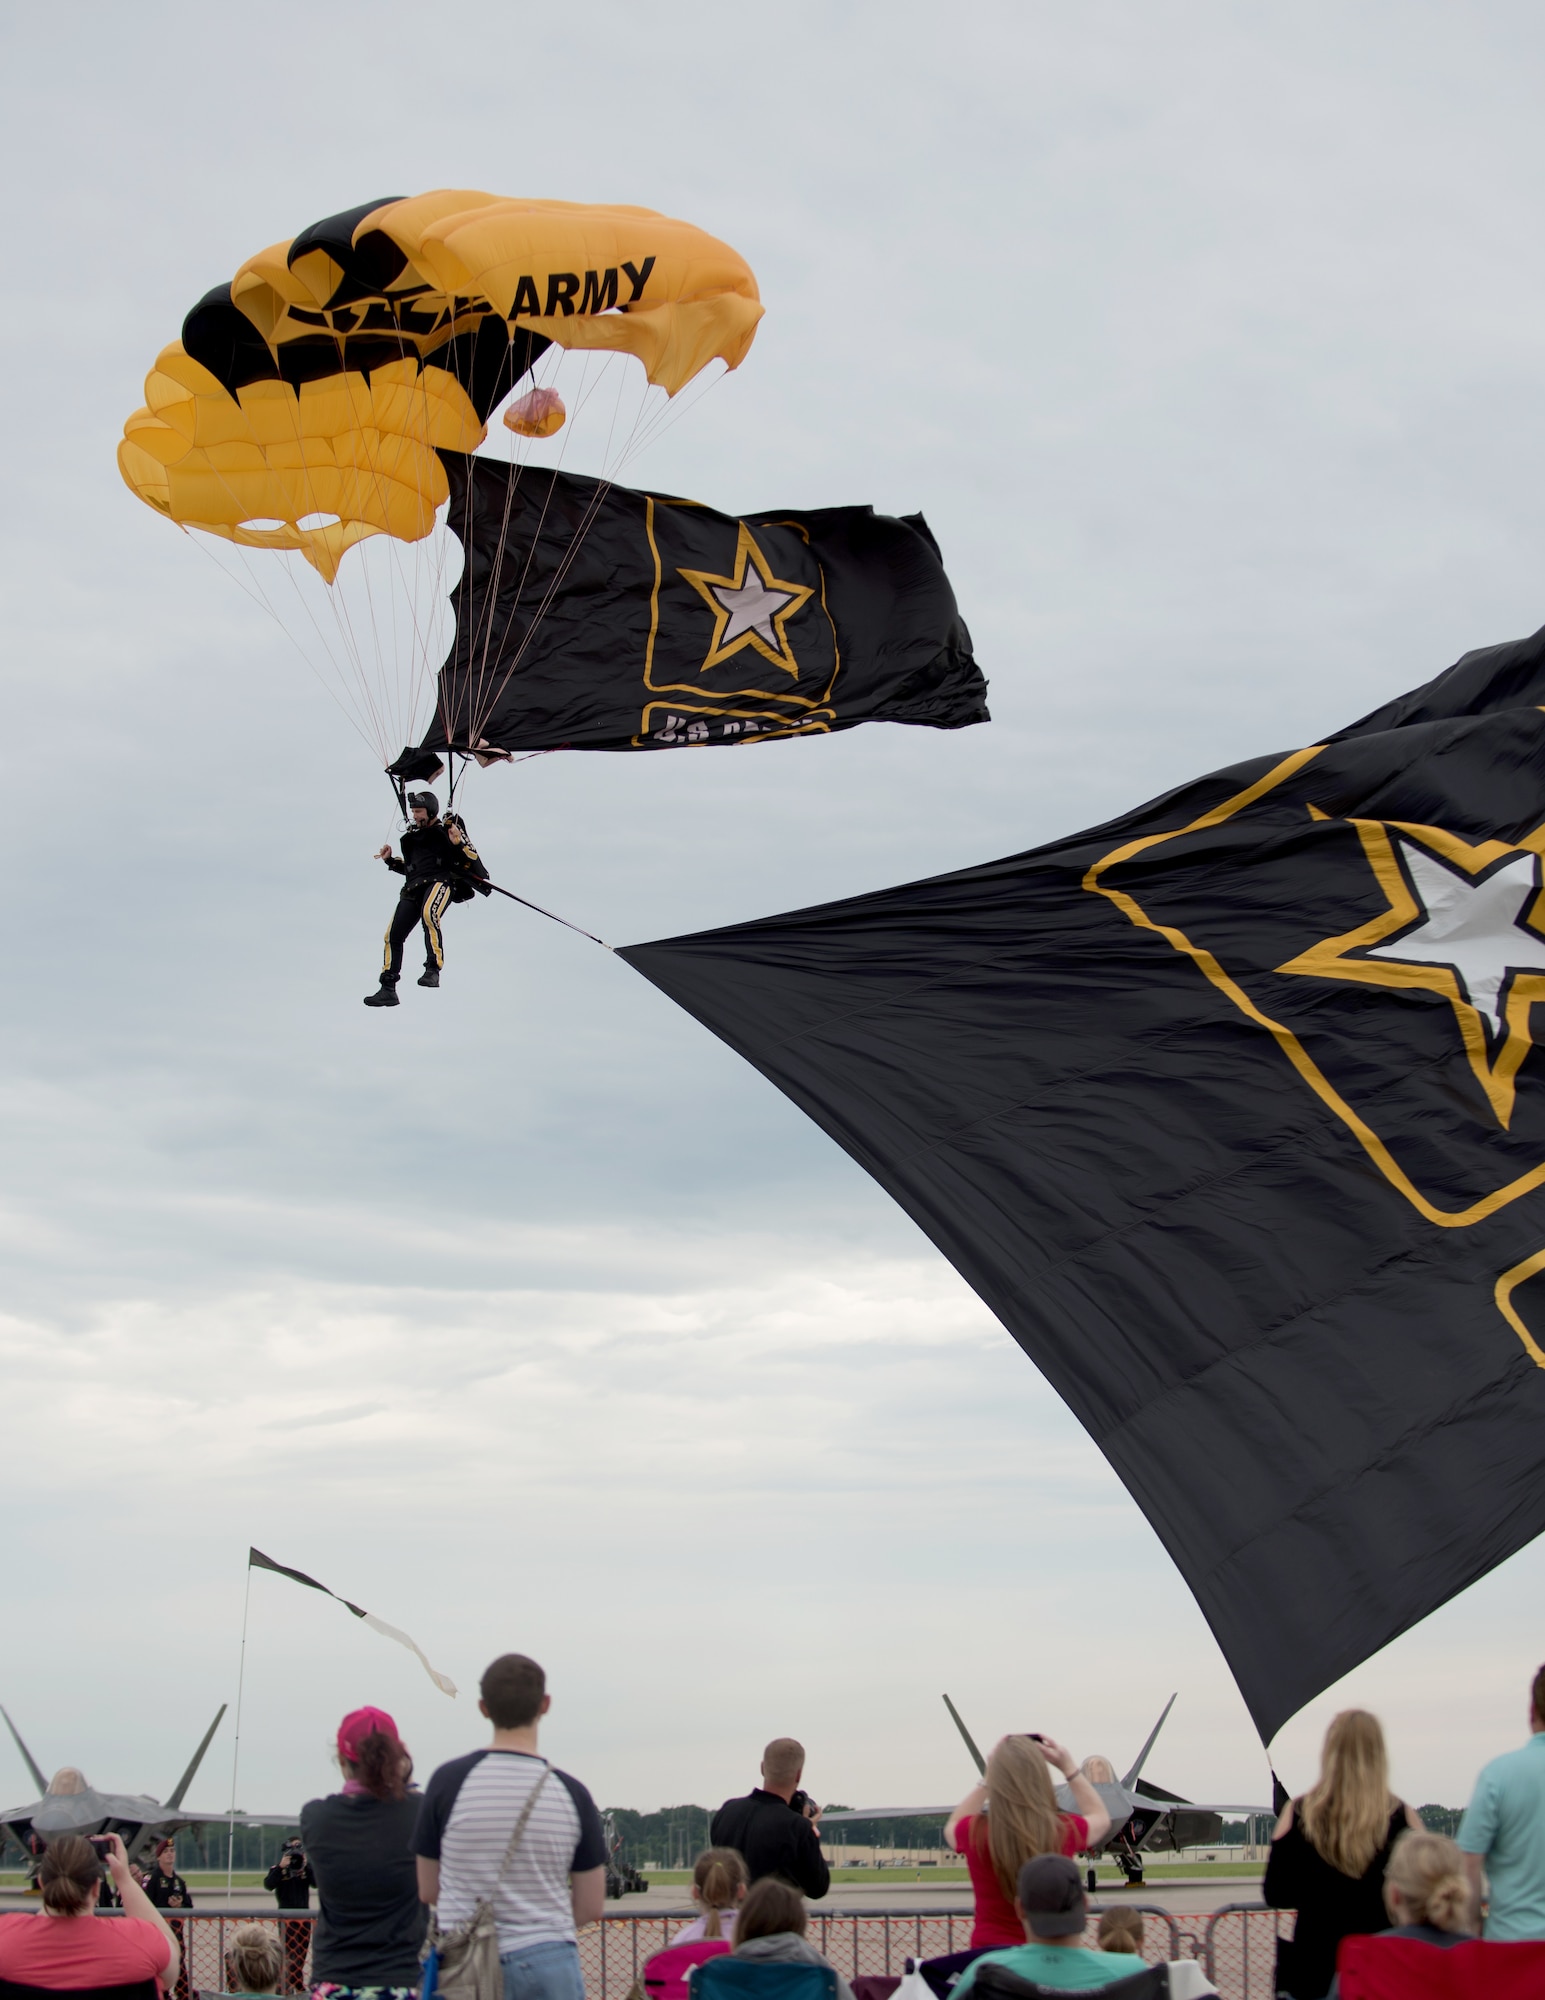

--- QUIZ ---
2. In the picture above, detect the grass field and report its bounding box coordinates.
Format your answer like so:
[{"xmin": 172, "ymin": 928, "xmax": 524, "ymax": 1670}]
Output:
[
  {"xmin": 3, "ymin": 1861, "xmax": 1265, "ymax": 1894},
  {"xmin": 0, "ymin": 1872, "xmax": 271, "ymax": 1891},
  {"xmin": 632, "ymin": 1862, "xmax": 1263, "ymax": 1888}
]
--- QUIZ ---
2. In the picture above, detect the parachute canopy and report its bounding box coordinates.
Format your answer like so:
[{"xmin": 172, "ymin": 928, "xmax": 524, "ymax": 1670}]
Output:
[{"xmin": 118, "ymin": 192, "xmax": 762, "ymax": 582}]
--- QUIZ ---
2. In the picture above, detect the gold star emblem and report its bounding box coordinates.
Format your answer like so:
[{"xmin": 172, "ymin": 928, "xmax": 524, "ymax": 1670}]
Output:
[
  {"xmin": 678, "ymin": 524, "xmax": 814, "ymax": 679},
  {"xmin": 1277, "ymin": 811, "xmax": 1545, "ymax": 1130}
]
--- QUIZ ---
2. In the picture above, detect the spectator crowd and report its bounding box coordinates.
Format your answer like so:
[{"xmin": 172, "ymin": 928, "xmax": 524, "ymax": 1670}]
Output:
[{"xmin": 3, "ymin": 1655, "xmax": 1545, "ymax": 2000}]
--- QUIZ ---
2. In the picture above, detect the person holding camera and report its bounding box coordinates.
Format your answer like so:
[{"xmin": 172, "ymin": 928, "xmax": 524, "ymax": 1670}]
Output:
[
  {"xmin": 264, "ymin": 1838, "xmax": 314, "ymax": 1911},
  {"xmin": 710, "ymin": 1739, "xmax": 829, "ymax": 1900},
  {"xmin": 365, "ymin": 792, "xmax": 490, "ymax": 1007},
  {"xmin": 0, "ymin": 1832, "xmax": 181, "ymax": 1994},
  {"xmin": 264, "ymin": 1837, "xmax": 314, "ymax": 1996},
  {"xmin": 945, "ymin": 1733, "xmax": 1112, "ymax": 1951}
]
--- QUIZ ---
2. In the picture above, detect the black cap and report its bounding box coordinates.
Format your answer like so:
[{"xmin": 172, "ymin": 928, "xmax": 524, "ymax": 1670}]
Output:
[
  {"xmin": 406, "ymin": 790, "xmax": 439, "ymax": 818},
  {"xmin": 1016, "ymin": 1854, "xmax": 1086, "ymax": 1937}
]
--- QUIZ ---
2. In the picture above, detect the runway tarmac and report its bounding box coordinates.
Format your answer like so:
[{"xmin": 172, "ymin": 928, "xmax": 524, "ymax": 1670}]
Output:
[
  {"xmin": 605, "ymin": 1877, "xmax": 1266, "ymax": 1918},
  {"xmin": 0, "ymin": 1876, "xmax": 1268, "ymax": 1919}
]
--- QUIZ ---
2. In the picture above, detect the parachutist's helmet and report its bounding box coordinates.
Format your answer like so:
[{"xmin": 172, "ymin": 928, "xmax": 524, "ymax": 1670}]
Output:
[{"xmin": 406, "ymin": 791, "xmax": 439, "ymax": 819}]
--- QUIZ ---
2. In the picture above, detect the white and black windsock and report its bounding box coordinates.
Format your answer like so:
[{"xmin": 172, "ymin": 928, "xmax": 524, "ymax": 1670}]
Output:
[{"xmin": 248, "ymin": 1547, "xmax": 457, "ymax": 1697}]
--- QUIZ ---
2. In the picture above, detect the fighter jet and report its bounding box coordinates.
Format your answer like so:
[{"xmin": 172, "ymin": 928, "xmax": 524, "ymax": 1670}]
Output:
[
  {"xmin": 822, "ymin": 1693, "xmax": 1272, "ymax": 1888},
  {"xmin": 0, "ymin": 1702, "xmax": 288, "ymax": 1865}
]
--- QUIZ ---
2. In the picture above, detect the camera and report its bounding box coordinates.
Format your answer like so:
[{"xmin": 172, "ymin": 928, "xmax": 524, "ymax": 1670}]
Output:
[
  {"xmin": 88, "ymin": 1836, "xmax": 114, "ymax": 1861},
  {"xmin": 788, "ymin": 1790, "xmax": 817, "ymax": 1820}
]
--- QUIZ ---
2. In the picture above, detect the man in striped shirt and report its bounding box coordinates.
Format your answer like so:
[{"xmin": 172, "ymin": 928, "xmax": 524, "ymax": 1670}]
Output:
[{"xmin": 415, "ymin": 1654, "xmax": 607, "ymax": 2000}]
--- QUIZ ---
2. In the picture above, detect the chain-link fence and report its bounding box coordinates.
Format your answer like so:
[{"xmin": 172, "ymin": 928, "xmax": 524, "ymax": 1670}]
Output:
[
  {"xmin": 572, "ymin": 1906, "xmax": 1242, "ymax": 2000},
  {"xmin": 98, "ymin": 1900, "xmax": 1293, "ymax": 2000},
  {"xmin": 1197, "ymin": 1903, "xmax": 1295, "ymax": 1997}
]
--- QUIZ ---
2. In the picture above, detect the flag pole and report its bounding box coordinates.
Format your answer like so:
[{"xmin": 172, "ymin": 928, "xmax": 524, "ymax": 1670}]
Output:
[{"xmin": 225, "ymin": 1556, "xmax": 254, "ymax": 1896}]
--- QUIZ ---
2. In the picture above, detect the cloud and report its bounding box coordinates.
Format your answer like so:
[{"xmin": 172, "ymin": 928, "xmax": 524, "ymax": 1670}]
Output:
[{"xmin": 0, "ymin": 0, "xmax": 1542, "ymax": 1829}]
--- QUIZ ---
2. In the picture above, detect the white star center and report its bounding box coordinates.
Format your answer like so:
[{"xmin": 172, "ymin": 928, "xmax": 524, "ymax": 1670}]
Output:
[
  {"xmin": 709, "ymin": 571, "xmax": 797, "ymax": 649},
  {"xmin": 1368, "ymin": 840, "xmax": 1545, "ymax": 1035}
]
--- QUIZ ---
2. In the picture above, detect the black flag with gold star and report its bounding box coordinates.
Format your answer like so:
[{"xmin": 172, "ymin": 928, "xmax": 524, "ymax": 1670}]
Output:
[
  {"xmin": 409, "ymin": 454, "xmax": 985, "ymax": 761},
  {"xmin": 620, "ymin": 625, "xmax": 1545, "ymax": 1743}
]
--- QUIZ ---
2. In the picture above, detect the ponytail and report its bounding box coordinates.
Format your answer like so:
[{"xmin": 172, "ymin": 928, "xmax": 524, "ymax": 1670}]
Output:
[
  {"xmin": 691, "ymin": 1847, "xmax": 748, "ymax": 1938},
  {"xmin": 347, "ymin": 1729, "xmax": 408, "ymax": 1802},
  {"xmin": 38, "ymin": 1835, "xmax": 100, "ymax": 1917}
]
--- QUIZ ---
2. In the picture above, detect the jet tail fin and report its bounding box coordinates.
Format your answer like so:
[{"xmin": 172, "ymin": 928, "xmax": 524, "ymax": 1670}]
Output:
[
  {"xmin": 165, "ymin": 1704, "xmax": 228, "ymax": 1810},
  {"xmin": 1120, "ymin": 1693, "xmax": 1178, "ymax": 1791},
  {"xmin": 942, "ymin": 1694, "xmax": 986, "ymax": 1777},
  {"xmin": 1, "ymin": 1706, "xmax": 48, "ymax": 1796}
]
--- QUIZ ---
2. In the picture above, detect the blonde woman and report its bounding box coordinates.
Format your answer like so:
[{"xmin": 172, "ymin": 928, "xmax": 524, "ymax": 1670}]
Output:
[
  {"xmin": 945, "ymin": 1734, "xmax": 1112, "ymax": 1949},
  {"xmin": 1263, "ymin": 1710, "xmax": 1421, "ymax": 2000},
  {"xmin": 224, "ymin": 1925, "xmax": 284, "ymax": 1995},
  {"xmin": 1325, "ymin": 1832, "xmax": 1474, "ymax": 1996}
]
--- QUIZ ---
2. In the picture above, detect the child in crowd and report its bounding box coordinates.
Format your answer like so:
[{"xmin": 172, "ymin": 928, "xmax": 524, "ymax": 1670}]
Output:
[
  {"xmin": 1096, "ymin": 1908, "xmax": 1144, "ymax": 1955},
  {"xmin": 672, "ymin": 1849, "xmax": 748, "ymax": 1943},
  {"xmin": 224, "ymin": 1924, "xmax": 284, "ymax": 1995},
  {"xmin": 731, "ymin": 1877, "xmax": 855, "ymax": 2000}
]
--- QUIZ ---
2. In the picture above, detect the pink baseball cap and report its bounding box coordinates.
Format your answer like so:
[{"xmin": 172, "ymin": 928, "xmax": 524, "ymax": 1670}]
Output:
[{"xmin": 337, "ymin": 1706, "xmax": 400, "ymax": 1762}]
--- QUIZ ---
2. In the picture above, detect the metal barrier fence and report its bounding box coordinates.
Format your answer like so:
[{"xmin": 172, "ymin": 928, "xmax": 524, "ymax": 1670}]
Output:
[
  {"xmin": 102, "ymin": 1913, "xmax": 317, "ymax": 1998},
  {"xmin": 100, "ymin": 1901, "xmax": 1294, "ymax": 2000}
]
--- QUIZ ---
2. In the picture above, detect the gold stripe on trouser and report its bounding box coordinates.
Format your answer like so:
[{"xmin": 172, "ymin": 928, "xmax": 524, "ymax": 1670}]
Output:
[
  {"xmin": 381, "ymin": 917, "xmax": 396, "ymax": 976},
  {"xmin": 422, "ymin": 883, "xmax": 451, "ymax": 969}
]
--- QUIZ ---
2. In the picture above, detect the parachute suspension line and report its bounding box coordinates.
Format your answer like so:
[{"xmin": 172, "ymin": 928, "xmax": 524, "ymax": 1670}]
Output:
[
  {"xmin": 461, "ymin": 344, "xmax": 668, "ymax": 754},
  {"xmin": 467, "ymin": 356, "xmax": 636, "ymax": 746},
  {"xmin": 185, "ymin": 531, "xmax": 387, "ymax": 761},
  {"xmin": 612, "ymin": 362, "xmax": 727, "ymax": 478},
  {"xmin": 190, "ymin": 439, "xmax": 402, "ymax": 760},
  {"xmin": 464, "ymin": 346, "xmax": 619, "ymax": 748}
]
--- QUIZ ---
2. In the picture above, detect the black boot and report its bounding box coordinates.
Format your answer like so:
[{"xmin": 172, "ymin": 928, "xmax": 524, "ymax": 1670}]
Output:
[
  {"xmin": 364, "ymin": 981, "xmax": 400, "ymax": 1007},
  {"xmin": 418, "ymin": 968, "xmax": 440, "ymax": 988}
]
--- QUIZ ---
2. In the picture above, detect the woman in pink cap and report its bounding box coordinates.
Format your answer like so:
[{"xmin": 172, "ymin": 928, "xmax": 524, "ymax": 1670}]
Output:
[{"xmin": 299, "ymin": 1707, "xmax": 426, "ymax": 2000}]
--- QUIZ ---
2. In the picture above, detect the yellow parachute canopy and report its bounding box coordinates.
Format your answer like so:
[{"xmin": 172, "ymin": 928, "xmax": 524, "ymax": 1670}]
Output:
[{"xmin": 118, "ymin": 192, "xmax": 761, "ymax": 580}]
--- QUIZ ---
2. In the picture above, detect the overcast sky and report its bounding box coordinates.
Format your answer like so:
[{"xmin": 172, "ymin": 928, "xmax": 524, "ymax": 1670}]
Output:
[{"xmin": 2, "ymin": 0, "xmax": 1544, "ymax": 1829}]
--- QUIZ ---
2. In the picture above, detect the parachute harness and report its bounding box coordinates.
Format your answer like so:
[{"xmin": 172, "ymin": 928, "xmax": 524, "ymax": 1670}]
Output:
[{"xmin": 384, "ymin": 767, "xmax": 610, "ymax": 952}]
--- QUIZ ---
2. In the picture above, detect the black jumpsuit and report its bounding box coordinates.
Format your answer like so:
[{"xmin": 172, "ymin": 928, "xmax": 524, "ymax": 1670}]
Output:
[{"xmin": 381, "ymin": 820, "xmax": 489, "ymax": 983}]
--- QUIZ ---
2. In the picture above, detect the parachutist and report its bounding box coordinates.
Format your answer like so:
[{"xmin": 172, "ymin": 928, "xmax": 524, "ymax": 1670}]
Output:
[{"xmin": 363, "ymin": 791, "xmax": 490, "ymax": 1008}]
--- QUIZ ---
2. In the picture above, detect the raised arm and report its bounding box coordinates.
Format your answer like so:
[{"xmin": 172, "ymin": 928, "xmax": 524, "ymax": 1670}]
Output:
[
  {"xmin": 944, "ymin": 1780, "xmax": 987, "ymax": 1852},
  {"xmin": 1036, "ymin": 1739, "xmax": 1111, "ymax": 1848},
  {"xmin": 102, "ymin": 1836, "xmax": 181, "ymax": 1989}
]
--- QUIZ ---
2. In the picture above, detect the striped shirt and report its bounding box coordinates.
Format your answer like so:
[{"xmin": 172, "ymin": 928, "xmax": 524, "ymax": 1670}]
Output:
[{"xmin": 414, "ymin": 1748, "xmax": 606, "ymax": 1953}]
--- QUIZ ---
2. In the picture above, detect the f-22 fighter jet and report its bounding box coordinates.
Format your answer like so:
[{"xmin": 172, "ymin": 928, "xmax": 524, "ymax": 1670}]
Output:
[
  {"xmin": 822, "ymin": 1693, "xmax": 1272, "ymax": 1889},
  {"xmin": 1, "ymin": 1702, "xmax": 290, "ymax": 1865}
]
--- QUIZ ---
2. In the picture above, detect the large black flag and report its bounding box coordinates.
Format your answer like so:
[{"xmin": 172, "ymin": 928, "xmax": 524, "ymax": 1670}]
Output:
[
  {"xmin": 620, "ymin": 626, "xmax": 1545, "ymax": 1742},
  {"xmin": 412, "ymin": 454, "xmax": 986, "ymax": 758}
]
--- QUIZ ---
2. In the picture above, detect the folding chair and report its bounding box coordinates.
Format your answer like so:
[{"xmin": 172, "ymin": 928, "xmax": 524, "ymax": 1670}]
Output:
[
  {"xmin": 689, "ymin": 1958, "xmax": 839, "ymax": 2000},
  {"xmin": 643, "ymin": 1939, "xmax": 732, "ymax": 2000}
]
